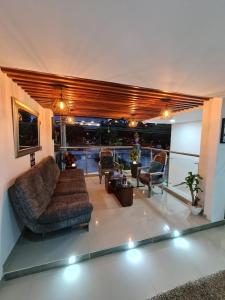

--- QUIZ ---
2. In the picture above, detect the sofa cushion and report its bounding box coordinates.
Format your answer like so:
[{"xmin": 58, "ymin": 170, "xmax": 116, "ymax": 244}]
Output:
[
  {"xmin": 54, "ymin": 180, "xmax": 87, "ymax": 195},
  {"xmin": 38, "ymin": 156, "xmax": 60, "ymax": 196},
  {"xmin": 60, "ymin": 168, "xmax": 84, "ymax": 178},
  {"xmin": 13, "ymin": 167, "xmax": 51, "ymax": 220},
  {"xmin": 59, "ymin": 169, "xmax": 85, "ymax": 183},
  {"xmin": 38, "ymin": 193, "xmax": 93, "ymax": 224}
]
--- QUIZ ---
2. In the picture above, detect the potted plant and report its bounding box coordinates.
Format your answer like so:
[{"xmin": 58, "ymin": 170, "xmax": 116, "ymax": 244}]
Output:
[
  {"xmin": 177, "ymin": 172, "xmax": 203, "ymax": 215},
  {"xmin": 129, "ymin": 148, "xmax": 141, "ymax": 178}
]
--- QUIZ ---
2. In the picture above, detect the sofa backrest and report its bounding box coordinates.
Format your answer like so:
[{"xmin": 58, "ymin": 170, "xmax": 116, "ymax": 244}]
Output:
[
  {"xmin": 9, "ymin": 167, "xmax": 51, "ymax": 223},
  {"xmin": 37, "ymin": 156, "xmax": 60, "ymax": 197}
]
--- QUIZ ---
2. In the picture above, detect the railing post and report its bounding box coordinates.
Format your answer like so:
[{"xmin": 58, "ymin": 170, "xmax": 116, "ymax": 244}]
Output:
[
  {"xmin": 85, "ymin": 148, "xmax": 88, "ymax": 175},
  {"xmin": 166, "ymin": 152, "xmax": 169, "ymax": 187},
  {"xmin": 113, "ymin": 148, "xmax": 116, "ymax": 161}
]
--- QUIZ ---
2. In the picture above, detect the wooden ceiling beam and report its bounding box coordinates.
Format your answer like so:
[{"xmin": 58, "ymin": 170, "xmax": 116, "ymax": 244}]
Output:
[
  {"xmin": 1, "ymin": 67, "xmax": 209, "ymax": 120},
  {"xmin": 20, "ymin": 84, "xmax": 205, "ymax": 104},
  {"xmin": 35, "ymin": 97, "xmax": 197, "ymax": 111},
  {"xmin": 24, "ymin": 90, "xmax": 204, "ymax": 106},
  {"xmin": 10, "ymin": 77, "xmax": 206, "ymax": 103},
  {"xmin": 2, "ymin": 67, "xmax": 209, "ymax": 101}
]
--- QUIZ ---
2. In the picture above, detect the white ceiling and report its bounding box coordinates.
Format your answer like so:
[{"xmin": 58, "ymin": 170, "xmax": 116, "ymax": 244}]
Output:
[{"xmin": 1, "ymin": 0, "xmax": 225, "ymax": 97}]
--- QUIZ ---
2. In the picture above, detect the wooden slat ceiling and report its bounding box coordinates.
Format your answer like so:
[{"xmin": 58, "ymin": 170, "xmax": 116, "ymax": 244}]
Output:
[{"xmin": 1, "ymin": 67, "xmax": 210, "ymax": 121}]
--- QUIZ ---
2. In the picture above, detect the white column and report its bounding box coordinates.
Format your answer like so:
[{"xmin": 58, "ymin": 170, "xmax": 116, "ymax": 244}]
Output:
[{"xmin": 199, "ymin": 97, "xmax": 225, "ymax": 221}]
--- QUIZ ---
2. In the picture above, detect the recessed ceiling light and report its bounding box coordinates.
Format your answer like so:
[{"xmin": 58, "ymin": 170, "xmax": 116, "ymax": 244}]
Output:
[
  {"xmin": 128, "ymin": 238, "xmax": 135, "ymax": 249},
  {"xmin": 173, "ymin": 230, "xmax": 181, "ymax": 238},
  {"xmin": 68, "ymin": 255, "xmax": 76, "ymax": 264}
]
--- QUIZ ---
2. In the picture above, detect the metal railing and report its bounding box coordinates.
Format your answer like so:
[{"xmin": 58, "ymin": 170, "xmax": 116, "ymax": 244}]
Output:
[{"xmin": 56, "ymin": 145, "xmax": 200, "ymax": 202}]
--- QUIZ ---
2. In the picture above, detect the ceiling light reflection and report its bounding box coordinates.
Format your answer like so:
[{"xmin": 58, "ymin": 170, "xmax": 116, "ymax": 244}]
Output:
[
  {"xmin": 173, "ymin": 237, "xmax": 190, "ymax": 249},
  {"xmin": 126, "ymin": 249, "xmax": 143, "ymax": 263},
  {"xmin": 163, "ymin": 224, "xmax": 171, "ymax": 232},
  {"xmin": 128, "ymin": 237, "xmax": 135, "ymax": 249},
  {"xmin": 173, "ymin": 230, "xmax": 181, "ymax": 238},
  {"xmin": 63, "ymin": 265, "xmax": 80, "ymax": 282}
]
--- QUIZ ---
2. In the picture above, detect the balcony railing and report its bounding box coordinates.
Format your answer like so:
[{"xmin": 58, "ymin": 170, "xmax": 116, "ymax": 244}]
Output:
[{"xmin": 56, "ymin": 146, "xmax": 199, "ymax": 202}]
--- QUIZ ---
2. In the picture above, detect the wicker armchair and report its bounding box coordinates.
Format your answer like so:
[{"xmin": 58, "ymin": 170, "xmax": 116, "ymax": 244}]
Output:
[
  {"xmin": 98, "ymin": 150, "xmax": 119, "ymax": 183},
  {"xmin": 137, "ymin": 151, "xmax": 167, "ymax": 197}
]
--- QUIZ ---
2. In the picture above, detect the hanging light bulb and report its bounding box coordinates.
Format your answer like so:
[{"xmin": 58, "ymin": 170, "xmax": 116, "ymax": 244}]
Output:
[
  {"xmin": 161, "ymin": 99, "xmax": 172, "ymax": 119},
  {"xmin": 59, "ymin": 101, "xmax": 65, "ymax": 110},
  {"xmin": 163, "ymin": 109, "xmax": 170, "ymax": 118},
  {"xmin": 52, "ymin": 86, "xmax": 70, "ymax": 115},
  {"xmin": 66, "ymin": 116, "xmax": 75, "ymax": 124},
  {"xmin": 129, "ymin": 114, "xmax": 137, "ymax": 128},
  {"xmin": 129, "ymin": 120, "xmax": 137, "ymax": 127}
]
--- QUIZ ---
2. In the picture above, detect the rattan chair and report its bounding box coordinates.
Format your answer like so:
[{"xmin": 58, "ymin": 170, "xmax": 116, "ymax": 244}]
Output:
[{"xmin": 137, "ymin": 151, "xmax": 167, "ymax": 197}]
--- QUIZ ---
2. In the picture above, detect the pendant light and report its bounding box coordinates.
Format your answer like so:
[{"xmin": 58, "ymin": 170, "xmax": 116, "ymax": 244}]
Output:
[
  {"xmin": 162, "ymin": 106, "xmax": 171, "ymax": 119},
  {"xmin": 52, "ymin": 86, "xmax": 70, "ymax": 115},
  {"xmin": 129, "ymin": 114, "xmax": 137, "ymax": 128},
  {"xmin": 66, "ymin": 116, "xmax": 75, "ymax": 124},
  {"xmin": 161, "ymin": 98, "xmax": 171, "ymax": 119}
]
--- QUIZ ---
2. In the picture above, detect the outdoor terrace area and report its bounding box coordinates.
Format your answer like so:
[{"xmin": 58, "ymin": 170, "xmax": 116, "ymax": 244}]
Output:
[
  {"xmin": 0, "ymin": 66, "xmax": 223, "ymax": 284},
  {"xmin": 3, "ymin": 145, "xmax": 210, "ymax": 279},
  {"xmin": 4, "ymin": 171, "xmax": 209, "ymax": 279}
]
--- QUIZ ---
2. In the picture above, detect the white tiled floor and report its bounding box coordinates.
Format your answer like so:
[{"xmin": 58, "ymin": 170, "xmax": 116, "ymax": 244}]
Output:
[
  {"xmin": 1, "ymin": 226, "xmax": 225, "ymax": 300},
  {"xmin": 4, "ymin": 176, "xmax": 208, "ymax": 274}
]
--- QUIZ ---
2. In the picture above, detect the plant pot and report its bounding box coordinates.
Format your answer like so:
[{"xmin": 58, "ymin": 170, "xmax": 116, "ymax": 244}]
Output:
[
  {"xmin": 190, "ymin": 206, "xmax": 202, "ymax": 215},
  {"xmin": 130, "ymin": 162, "xmax": 141, "ymax": 178}
]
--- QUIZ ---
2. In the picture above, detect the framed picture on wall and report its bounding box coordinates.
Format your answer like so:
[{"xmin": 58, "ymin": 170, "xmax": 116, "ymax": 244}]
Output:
[
  {"xmin": 12, "ymin": 97, "xmax": 41, "ymax": 157},
  {"xmin": 220, "ymin": 118, "xmax": 225, "ymax": 143}
]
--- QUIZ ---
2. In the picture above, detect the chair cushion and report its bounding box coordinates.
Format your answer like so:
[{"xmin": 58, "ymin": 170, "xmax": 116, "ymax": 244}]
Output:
[
  {"xmin": 100, "ymin": 156, "xmax": 114, "ymax": 169},
  {"xmin": 54, "ymin": 180, "xmax": 87, "ymax": 195},
  {"xmin": 38, "ymin": 156, "xmax": 60, "ymax": 197},
  {"xmin": 13, "ymin": 167, "xmax": 51, "ymax": 220},
  {"xmin": 149, "ymin": 161, "xmax": 164, "ymax": 173},
  {"xmin": 38, "ymin": 193, "xmax": 93, "ymax": 224},
  {"xmin": 139, "ymin": 173, "xmax": 150, "ymax": 185}
]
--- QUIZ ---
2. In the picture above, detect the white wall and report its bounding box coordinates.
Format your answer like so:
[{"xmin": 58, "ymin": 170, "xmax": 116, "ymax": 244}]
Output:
[
  {"xmin": 170, "ymin": 121, "xmax": 202, "ymax": 154},
  {"xmin": 199, "ymin": 98, "xmax": 225, "ymax": 221},
  {"xmin": 0, "ymin": 71, "xmax": 54, "ymax": 278},
  {"xmin": 168, "ymin": 121, "xmax": 202, "ymax": 200}
]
